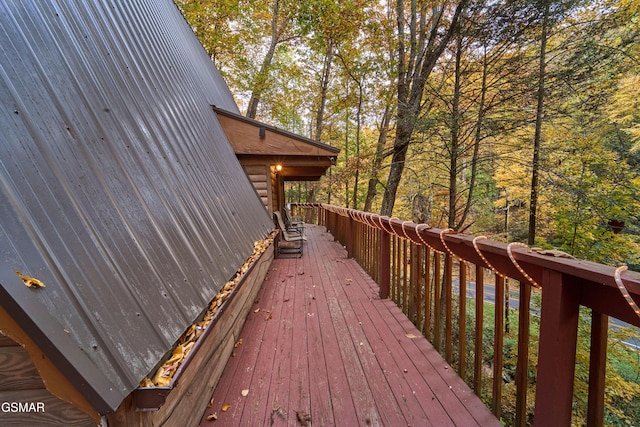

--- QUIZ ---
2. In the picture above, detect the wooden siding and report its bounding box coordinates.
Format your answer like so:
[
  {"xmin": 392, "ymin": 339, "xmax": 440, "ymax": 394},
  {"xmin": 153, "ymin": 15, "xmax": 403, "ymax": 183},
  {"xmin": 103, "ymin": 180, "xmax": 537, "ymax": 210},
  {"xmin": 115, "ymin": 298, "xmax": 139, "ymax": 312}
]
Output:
[
  {"xmin": 242, "ymin": 164, "xmax": 271, "ymax": 209},
  {"xmin": 0, "ymin": 328, "xmax": 97, "ymax": 426},
  {"xmin": 200, "ymin": 225, "xmax": 500, "ymax": 426}
]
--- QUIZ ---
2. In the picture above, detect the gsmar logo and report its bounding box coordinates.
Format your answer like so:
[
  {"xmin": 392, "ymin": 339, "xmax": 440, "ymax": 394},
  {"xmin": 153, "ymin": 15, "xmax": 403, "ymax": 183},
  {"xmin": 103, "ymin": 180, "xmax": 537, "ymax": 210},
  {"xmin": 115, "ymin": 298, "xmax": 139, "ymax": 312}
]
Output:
[{"xmin": 1, "ymin": 402, "xmax": 46, "ymax": 413}]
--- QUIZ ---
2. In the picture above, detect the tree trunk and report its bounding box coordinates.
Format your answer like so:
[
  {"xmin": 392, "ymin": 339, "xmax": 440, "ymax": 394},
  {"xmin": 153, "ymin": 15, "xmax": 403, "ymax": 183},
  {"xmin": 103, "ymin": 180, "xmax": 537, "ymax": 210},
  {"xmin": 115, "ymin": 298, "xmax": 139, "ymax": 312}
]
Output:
[
  {"xmin": 364, "ymin": 106, "xmax": 392, "ymax": 212},
  {"xmin": 351, "ymin": 76, "xmax": 363, "ymax": 210},
  {"xmin": 380, "ymin": 114, "xmax": 412, "ymax": 216},
  {"xmin": 380, "ymin": 1, "xmax": 467, "ymax": 217},
  {"xmin": 456, "ymin": 44, "xmax": 487, "ymax": 230},
  {"xmin": 246, "ymin": 0, "xmax": 284, "ymax": 119},
  {"xmin": 314, "ymin": 42, "xmax": 334, "ymax": 141},
  {"xmin": 448, "ymin": 35, "xmax": 462, "ymax": 229},
  {"xmin": 528, "ymin": 1, "xmax": 550, "ymax": 246}
]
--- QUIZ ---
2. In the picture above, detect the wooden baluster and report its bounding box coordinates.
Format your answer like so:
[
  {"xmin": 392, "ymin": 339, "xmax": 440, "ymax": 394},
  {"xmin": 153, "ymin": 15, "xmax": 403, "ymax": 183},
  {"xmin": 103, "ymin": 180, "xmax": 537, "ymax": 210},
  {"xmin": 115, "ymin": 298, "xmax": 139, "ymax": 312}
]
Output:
[
  {"xmin": 416, "ymin": 245, "xmax": 423, "ymax": 332},
  {"xmin": 459, "ymin": 261, "xmax": 467, "ymax": 380},
  {"xmin": 379, "ymin": 228, "xmax": 390, "ymax": 299},
  {"xmin": 409, "ymin": 243, "xmax": 416, "ymax": 323},
  {"xmin": 587, "ymin": 311, "xmax": 608, "ymax": 427},
  {"xmin": 423, "ymin": 246, "xmax": 432, "ymax": 339},
  {"xmin": 434, "ymin": 252, "xmax": 442, "ymax": 352},
  {"xmin": 346, "ymin": 214, "xmax": 354, "ymax": 258},
  {"xmin": 445, "ymin": 254, "xmax": 453, "ymax": 363},
  {"xmin": 474, "ymin": 266, "xmax": 484, "ymax": 394},
  {"xmin": 515, "ymin": 283, "xmax": 532, "ymax": 427},
  {"xmin": 402, "ymin": 239, "xmax": 408, "ymax": 315},
  {"xmin": 493, "ymin": 274, "xmax": 505, "ymax": 419},
  {"xmin": 395, "ymin": 234, "xmax": 401, "ymax": 305}
]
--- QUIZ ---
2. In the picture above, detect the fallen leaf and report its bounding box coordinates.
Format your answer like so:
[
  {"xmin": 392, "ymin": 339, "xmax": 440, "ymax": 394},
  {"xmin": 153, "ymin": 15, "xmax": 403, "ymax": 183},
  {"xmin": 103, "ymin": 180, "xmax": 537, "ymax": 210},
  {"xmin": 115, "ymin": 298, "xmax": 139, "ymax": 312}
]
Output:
[
  {"xmin": 139, "ymin": 377, "xmax": 154, "ymax": 388},
  {"xmin": 531, "ymin": 248, "xmax": 576, "ymax": 259},
  {"xmin": 405, "ymin": 333, "xmax": 417, "ymax": 339},
  {"xmin": 241, "ymin": 389, "xmax": 249, "ymax": 397},
  {"xmin": 254, "ymin": 308, "xmax": 261, "ymax": 313},
  {"xmin": 234, "ymin": 339, "xmax": 243, "ymax": 348},
  {"xmin": 265, "ymin": 313, "xmax": 272, "ymax": 320},
  {"xmin": 271, "ymin": 407, "xmax": 287, "ymax": 423},
  {"xmin": 296, "ymin": 411, "xmax": 312, "ymax": 426},
  {"xmin": 206, "ymin": 413, "xmax": 217, "ymax": 421},
  {"xmin": 222, "ymin": 403, "xmax": 231, "ymax": 412}
]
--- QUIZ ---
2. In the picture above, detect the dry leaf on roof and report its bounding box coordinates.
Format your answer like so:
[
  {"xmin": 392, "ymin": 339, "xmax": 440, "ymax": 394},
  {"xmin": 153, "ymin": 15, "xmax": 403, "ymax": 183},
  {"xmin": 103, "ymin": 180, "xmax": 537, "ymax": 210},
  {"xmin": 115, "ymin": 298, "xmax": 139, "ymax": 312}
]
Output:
[
  {"xmin": 16, "ymin": 271, "xmax": 45, "ymax": 289},
  {"xmin": 241, "ymin": 389, "xmax": 249, "ymax": 397},
  {"xmin": 405, "ymin": 333, "xmax": 417, "ymax": 339},
  {"xmin": 206, "ymin": 413, "xmax": 217, "ymax": 421},
  {"xmin": 222, "ymin": 403, "xmax": 231, "ymax": 412}
]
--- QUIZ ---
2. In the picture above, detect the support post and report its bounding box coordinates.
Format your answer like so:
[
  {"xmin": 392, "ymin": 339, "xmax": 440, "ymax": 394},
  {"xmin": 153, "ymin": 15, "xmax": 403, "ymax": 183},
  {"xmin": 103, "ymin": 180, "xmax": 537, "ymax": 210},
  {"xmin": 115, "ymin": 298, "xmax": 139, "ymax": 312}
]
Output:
[
  {"xmin": 534, "ymin": 270, "xmax": 581, "ymax": 426},
  {"xmin": 379, "ymin": 229, "xmax": 390, "ymax": 299}
]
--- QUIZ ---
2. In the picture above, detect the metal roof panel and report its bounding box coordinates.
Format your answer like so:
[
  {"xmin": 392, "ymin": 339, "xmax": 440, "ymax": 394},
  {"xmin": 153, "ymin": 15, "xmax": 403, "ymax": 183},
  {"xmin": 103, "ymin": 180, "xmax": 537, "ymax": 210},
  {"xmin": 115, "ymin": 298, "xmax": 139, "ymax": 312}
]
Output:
[{"xmin": 0, "ymin": 0, "xmax": 271, "ymax": 413}]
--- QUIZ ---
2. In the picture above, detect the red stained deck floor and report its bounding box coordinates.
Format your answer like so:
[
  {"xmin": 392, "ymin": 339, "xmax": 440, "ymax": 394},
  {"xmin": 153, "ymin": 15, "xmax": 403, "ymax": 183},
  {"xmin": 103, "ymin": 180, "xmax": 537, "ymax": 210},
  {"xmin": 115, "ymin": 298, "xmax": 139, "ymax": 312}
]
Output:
[{"xmin": 200, "ymin": 225, "xmax": 500, "ymax": 426}]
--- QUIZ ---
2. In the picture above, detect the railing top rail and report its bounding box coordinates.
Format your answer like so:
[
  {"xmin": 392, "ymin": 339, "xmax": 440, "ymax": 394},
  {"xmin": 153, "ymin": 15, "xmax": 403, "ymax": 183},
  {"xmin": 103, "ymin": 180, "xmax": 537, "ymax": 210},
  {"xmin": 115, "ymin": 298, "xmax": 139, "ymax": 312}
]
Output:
[{"xmin": 294, "ymin": 203, "xmax": 640, "ymax": 327}]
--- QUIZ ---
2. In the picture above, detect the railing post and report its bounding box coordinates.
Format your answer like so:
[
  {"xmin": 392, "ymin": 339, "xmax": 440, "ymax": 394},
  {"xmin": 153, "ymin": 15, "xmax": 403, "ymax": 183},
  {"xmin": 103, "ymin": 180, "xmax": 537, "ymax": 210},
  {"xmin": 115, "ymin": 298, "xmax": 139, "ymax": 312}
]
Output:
[
  {"xmin": 534, "ymin": 270, "xmax": 581, "ymax": 427},
  {"xmin": 515, "ymin": 283, "xmax": 531, "ymax": 427},
  {"xmin": 346, "ymin": 214, "xmax": 354, "ymax": 257},
  {"xmin": 379, "ymin": 228, "xmax": 390, "ymax": 299},
  {"xmin": 587, "ymin": 311, "xmax": 608, "ymax": 427}
]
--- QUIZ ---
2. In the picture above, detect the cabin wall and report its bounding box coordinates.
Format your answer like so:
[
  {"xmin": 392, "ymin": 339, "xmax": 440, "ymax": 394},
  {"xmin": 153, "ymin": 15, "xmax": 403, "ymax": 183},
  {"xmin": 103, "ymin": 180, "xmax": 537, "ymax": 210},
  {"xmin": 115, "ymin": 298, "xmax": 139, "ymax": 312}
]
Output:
[
  {"xmin": 106, "ymin": 242, "xmax": 274, "ymax": 427},
  {"xmin": 242, "ymin": 164, "xmax": 271, "ymax": 211},
  {"xmin": 0, "ymin": 331, "xmax": 96, "ymax": 426}
]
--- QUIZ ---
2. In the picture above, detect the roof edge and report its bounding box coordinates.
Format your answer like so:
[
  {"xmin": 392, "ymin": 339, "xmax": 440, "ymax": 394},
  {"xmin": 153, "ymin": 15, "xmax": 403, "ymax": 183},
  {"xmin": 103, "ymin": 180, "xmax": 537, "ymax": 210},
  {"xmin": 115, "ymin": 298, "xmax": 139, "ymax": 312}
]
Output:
[
  {"xmin": 0, "ymin": 284, "xmax": 124, "ymax": 415},
  {"xmin": 211, "ymin": 105, "xmax": 340, "ymax": 154}
]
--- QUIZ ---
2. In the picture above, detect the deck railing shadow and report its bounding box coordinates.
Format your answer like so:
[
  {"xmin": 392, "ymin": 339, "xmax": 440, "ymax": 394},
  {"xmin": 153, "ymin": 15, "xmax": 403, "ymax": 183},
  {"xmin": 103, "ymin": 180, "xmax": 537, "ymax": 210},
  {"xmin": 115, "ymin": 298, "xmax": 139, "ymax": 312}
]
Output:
[{"xmin": 291, "ymin": 203, "xmax": 640, "ymax": 427}]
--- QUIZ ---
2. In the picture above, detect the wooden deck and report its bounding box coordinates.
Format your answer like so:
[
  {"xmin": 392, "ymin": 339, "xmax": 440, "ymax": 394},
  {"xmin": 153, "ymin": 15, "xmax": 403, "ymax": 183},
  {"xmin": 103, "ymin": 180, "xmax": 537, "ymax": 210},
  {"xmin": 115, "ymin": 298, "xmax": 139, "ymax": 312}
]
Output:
[{"xmin": 200, "ymin": 225, "xmax": 500, "ymax": 426}]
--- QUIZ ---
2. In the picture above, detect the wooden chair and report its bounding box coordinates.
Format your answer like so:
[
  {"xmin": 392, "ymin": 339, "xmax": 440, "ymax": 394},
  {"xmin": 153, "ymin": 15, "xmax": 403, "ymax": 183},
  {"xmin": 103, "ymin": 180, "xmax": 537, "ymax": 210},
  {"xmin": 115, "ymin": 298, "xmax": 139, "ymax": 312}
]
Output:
[
  {"xmin": 282, "ymin": 208, "xmax": 304, "ymax": 234},
  {"xmin": 273, "ymin": 212, "xmax": 306, "ymax": 257}
]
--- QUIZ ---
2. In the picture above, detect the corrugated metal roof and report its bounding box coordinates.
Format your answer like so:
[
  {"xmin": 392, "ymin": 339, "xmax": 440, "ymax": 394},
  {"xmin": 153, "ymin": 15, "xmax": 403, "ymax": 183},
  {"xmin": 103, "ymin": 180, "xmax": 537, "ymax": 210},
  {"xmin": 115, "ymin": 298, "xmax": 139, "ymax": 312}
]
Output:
[{"xmin": 0, "ymin": 0, "xmax": 272, "ymax": 413}]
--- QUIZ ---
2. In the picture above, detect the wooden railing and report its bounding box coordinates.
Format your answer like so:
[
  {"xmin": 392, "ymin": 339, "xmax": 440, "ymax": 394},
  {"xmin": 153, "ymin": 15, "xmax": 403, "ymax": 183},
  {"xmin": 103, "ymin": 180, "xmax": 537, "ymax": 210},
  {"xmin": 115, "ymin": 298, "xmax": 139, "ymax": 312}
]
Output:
[{"xmin": 291, "ymin": 203, "xmax": 640, "ymax": 427}]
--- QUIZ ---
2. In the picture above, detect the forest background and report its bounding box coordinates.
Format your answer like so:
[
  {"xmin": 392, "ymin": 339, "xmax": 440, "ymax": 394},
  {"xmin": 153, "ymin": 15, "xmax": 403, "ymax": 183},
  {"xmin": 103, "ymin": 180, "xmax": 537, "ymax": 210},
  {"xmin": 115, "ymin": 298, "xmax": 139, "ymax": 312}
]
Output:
[
  {"xmin": 175, "ymin": 1, "xmax": 640, "ymax": 424},
  {"xmin": 175, "ymin": 0, "xmax": 640, "ymax": 269}
]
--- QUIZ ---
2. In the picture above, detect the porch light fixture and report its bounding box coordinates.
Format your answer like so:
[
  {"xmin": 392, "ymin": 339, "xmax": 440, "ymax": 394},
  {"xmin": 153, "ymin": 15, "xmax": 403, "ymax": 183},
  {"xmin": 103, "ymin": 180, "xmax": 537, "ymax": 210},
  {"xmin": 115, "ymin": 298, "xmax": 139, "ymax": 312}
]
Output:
[
  {"xmin": 275, "ymin": 164, "xmax": 283, "ymax": 172},
  {"xmin": 259, "ymin": 126, "xmax": 266, "ymax": 138}
]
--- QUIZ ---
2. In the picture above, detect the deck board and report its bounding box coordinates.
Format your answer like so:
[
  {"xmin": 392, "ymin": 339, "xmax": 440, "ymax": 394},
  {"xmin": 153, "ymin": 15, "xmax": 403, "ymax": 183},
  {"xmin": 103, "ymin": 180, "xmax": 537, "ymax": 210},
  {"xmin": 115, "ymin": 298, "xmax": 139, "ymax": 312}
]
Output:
[{"xmin": 200, "ymin": 225, "xmax": 500, "ymax": 426}]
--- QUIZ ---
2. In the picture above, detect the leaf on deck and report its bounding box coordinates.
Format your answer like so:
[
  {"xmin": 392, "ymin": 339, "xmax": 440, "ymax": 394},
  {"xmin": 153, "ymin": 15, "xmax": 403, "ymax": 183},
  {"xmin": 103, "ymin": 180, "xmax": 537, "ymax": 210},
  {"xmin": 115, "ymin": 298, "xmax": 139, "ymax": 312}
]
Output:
[{"xmin": 296, "ymin": 411, "xmax": 312, "ymax": 426}]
